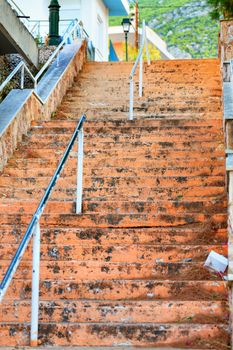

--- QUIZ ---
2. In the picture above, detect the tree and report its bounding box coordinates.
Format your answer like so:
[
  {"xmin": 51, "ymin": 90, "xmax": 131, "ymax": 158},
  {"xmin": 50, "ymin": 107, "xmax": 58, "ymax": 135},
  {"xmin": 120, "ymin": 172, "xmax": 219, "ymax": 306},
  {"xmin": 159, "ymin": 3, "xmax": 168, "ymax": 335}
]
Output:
[{"xmin": 207, "ymin": 0, "xmax": 233, "ymax": 19}]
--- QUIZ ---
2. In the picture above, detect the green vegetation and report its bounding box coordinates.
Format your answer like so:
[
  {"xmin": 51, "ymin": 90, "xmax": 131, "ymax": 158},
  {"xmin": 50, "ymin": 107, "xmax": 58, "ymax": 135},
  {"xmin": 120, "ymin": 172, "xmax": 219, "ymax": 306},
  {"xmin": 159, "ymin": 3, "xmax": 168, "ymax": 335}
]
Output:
[
  {"xmin": 110, "ymin": 0, "xmax": 220, "ymax": 58},
  {"xmin": 207, "ymin": 0, "xmax": 233, "ymax": 19}
]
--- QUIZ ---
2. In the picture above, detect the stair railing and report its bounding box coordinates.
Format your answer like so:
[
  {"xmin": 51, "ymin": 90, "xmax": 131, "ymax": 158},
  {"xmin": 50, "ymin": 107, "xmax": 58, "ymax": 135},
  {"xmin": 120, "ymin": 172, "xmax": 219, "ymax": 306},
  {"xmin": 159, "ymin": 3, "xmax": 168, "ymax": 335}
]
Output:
[
  {"xmin": 0, "ymin": 19, "xmax": 90, "ymax": 95},
  {"xmin": 0, "ymin": 114, "xmax": 86, "ymax": 346},
  {"xmin": 129, "ymin": 20, "xmax": 151, "ymax": 120}
]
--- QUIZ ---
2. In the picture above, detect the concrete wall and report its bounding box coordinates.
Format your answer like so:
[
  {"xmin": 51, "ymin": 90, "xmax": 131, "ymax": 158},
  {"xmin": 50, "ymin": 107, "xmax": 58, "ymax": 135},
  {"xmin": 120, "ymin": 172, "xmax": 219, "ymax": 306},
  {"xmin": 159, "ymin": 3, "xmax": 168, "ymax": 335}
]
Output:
[
  {"xmin": 0, "ymin": 0, "xmax": 39, "ymax": 67},
  {"xmin": 220, "ymin": 20, "xmax": 233, "ymax": 63},
  {"xmin": 0, "ymin": 40, "xmax": 87, "ymax": 170}
]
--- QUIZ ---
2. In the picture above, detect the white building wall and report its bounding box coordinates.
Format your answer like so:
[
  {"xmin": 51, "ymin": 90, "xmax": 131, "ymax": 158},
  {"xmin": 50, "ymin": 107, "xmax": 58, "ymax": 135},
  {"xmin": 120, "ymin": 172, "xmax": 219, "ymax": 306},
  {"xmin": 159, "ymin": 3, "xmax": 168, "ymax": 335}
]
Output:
[
  {"xmin": 13, "ymin": 0, "xmax": 49, "ymax": 19},
  {"xmin": 80, "ymin": 0, "xmax": 108, "ymax": 61},
  {"xmin": 13, "ymin": 0, "xmax": 110, "ymax": 61}
]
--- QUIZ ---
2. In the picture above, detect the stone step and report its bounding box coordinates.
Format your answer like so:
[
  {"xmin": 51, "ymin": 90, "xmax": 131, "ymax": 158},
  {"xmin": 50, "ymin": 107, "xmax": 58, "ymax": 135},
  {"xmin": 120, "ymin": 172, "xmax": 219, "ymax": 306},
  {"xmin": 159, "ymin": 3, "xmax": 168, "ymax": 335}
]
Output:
[
  {"xmin": 59, "ymin": 99, "xmax": 220, "ymax": 110},
  {"xmin": 29, "ymin": 124, "xmax": 223, "ymax": 135},
  {"xmin": 0, "ymin": 260, "xmax": 224, "ymax": 281},
  {"xmin": 3, "ymin": 164, "xmax": 225, "ymax": 178},
  {"xmin": 0, "ymin": 198, "xmax": 226, "ymax": 215},
  {"xmin": 0, "ymin": 185, "xmax": 226, "ymax": 201},
  {"xmin": 0, "ymin": 323, "xmax": 229, "ymax": 348},
  {"xmin": 12, "ymin": 146, "xmax": 225, "ymax": 161},
  {"xmin": 20, "ymin": 137, "xmax": 224, "ymax": 152},
  {"xmin": 12, "ymin": 146, "xmax": 224, "ymax": 160},
  {"xmin": 0, "ymin": 347, "xmax": 220, "ymax": 350},
  {"xmin": 0, "ymin": 212, "xmax": 227, "ymax": 228},
  {"xmin": 0, "ymin": 242, "xmax": 226, "ymax": 263},
  {"xmin": 57, "ymin": 105, "xmax": 220, "ymax": 116},
  {"xmin": 28, "ymin": 129, "xmax": 223, "ymax": 141},
  {"xmin": 55, "ymin": 111, "xmax": 222, "ymax": 120},
  {"xmin": 0, "ymin": 175, "xmax": 225, "ymax": 190},
  {"xmin": 35, "ymin": 118, "xmax": 224, "ymax": 128},
  {"xmin": 0, "ymin": 300, "xmax": 228, "ymax": 324},
  {"xmin": 5, "ymin": 279, "xmax": 228, "ymax": 301},
  {"xmin": 0, "ymin": 226, "xmax": 226, "ymax": 246}
]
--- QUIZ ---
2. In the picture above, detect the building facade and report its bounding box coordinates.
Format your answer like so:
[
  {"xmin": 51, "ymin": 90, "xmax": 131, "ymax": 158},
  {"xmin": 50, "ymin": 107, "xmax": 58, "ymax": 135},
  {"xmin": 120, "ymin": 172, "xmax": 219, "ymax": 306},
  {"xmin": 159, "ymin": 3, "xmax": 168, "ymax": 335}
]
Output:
[{"xmin": 13, "ymin": 0, "xmax": 129, "ymax": 61}]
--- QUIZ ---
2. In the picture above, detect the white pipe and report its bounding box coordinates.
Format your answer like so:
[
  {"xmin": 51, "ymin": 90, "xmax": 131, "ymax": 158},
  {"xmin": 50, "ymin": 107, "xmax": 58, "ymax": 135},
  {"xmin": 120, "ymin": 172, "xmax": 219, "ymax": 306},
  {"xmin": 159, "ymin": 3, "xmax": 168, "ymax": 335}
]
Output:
[
  {"xmin": 139, "ymin": 54, "xmax": 143, "ymax": 98},
  {"xmin": 76, "ymin": 127, "xmax": 84, "ymax": 214},
  {"xmin": 139, "ymin": 21, "xmax": 145, "ymax": 98},
  {"xmin": 20, "ymin": 65, "xmax": 25, "ymax": 90},
  {"xmin": 30, "ymin": 221, "xmax": 41, "ymax": 347},
  {"xmin": 129, "ymin": 78, "xmax": 134, "ymax": 120},
  {"xmin": 145, "ymin": 29, "xmax": 151, "ymax": 66}
]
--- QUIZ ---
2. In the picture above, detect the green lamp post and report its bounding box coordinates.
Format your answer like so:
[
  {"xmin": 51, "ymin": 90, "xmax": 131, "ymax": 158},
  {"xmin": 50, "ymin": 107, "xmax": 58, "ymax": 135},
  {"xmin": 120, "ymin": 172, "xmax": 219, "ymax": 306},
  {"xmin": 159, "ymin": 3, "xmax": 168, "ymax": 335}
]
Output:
[
  {"xmin": 48, "ymin": 0, "xmax": 61, "ymax": 46},
  {"xmin": 121, "ymin": 18, "xmax": 131, "ymax": 62}
]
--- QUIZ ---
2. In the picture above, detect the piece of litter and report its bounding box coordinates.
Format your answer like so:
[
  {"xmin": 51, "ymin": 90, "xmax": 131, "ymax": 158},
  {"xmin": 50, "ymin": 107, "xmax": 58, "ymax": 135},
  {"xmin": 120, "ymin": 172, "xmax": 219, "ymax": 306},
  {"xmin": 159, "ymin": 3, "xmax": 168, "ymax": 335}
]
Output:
[{"xmin": 204, "ymin": 251, "xmax": 228, "ymax": 273}]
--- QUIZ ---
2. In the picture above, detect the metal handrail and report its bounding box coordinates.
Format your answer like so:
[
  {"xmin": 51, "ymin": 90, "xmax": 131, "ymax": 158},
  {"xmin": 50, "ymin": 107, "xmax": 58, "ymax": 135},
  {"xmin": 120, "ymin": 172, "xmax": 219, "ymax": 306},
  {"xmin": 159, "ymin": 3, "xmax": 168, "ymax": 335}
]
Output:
[
  {"xmin": 34, "ymin": 19, "xmax": 84, "ymax": 85},
  {"xmin": 0, "ymin": 61, "xmax": 24, "ymax": 91},
  {"xmin": 0, "ymin": 19, "xmax": 88, "ymax": 95},
  {"xmin": 129, "ymin": 20, "xmax": 151, "ymax": 120},
  {"xmin": 95, "ymin": 47, "xmax": 104, "ymax": 60},
  {"xmin": 0, "ymin": 114, "xmax": 86, "ymax": 346}
]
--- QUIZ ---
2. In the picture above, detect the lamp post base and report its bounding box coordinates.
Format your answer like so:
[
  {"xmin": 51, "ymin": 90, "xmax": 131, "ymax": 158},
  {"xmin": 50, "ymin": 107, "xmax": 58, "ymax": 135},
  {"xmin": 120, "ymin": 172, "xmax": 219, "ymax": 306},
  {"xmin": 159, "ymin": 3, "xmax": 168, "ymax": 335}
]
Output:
[{"xmin": 48, "ymin": 35, "xmax": 61, "ymax": 46}]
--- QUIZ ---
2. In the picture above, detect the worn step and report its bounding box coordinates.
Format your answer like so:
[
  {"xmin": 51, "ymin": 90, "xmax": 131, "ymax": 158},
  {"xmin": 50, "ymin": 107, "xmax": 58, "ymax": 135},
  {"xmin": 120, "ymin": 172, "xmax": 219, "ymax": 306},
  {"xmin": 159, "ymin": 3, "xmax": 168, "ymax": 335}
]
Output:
[
  {"xmin": 3, "ymin": 164, "xmax": 225, "ymax": 178},
  {"xmin": 0, "ymin": 198, "xmax": 226, "ymax": 215},
  {"xmin": 0, "ymin": 260, "xmax": 225, "ymax": 281},
  {"xmin": 0, "ymin": 226, "xmax": 226, "ymax": 246},
  {"xmin": 0, "ymin": 300, "xmax": 228, "ymax": 324},
  {"xmin": 4, "ymin": 279, "xmax": 228, "ymax": 301},
  {"xmin": 35, "ymin": 118, "xmax": 223, "ymax": 129},
  {"xmin": 0, "ymin": 323, "xmax": 229, "ymax": 348},
  {"xmin": 13, "ymin": 147, "xmax": 224, "ymax": 161},
  {"xmin": 0, "ymin": 175, "xmax": 225, "ymax": 191},
  {"xmin": 6, "ymin": 156, "xmax": 225, "ymax": 171},
  {"xmin": 0, "ymin": 242, "xmax": 226, "ymax": 263},
  {"xmin": 28, "ymin": 125, "xmax": 222, "ymax": 141},
  {"xmin": 0, "ymin": 186, "xmax": 226, "ymax": 201},
  {"xmin": 0, "ymin": 212, "xmax": 227, "ymax": 228}
]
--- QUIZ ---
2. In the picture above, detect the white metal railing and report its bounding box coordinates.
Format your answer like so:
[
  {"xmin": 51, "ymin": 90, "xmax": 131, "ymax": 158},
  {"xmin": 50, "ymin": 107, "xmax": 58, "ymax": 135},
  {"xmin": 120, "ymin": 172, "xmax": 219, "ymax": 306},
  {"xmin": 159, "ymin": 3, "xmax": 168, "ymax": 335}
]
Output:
[
  {"xmin": 129, "ymin": 20, "xmax": 151, "ymax": 120},
  {"xmin": 29, "ymin": 19, "xmax": 80, "ymax": 44},
  {"xmin": 0, "ymin": 19, "xmax": 91, "ymax": 95},
  {"xmin": 95, "ymin": 48, "xmax": 104, "ymax": 61},
  {"xmin": 0, "ymin": 115, "xmax": 86, "ymax": 346}
]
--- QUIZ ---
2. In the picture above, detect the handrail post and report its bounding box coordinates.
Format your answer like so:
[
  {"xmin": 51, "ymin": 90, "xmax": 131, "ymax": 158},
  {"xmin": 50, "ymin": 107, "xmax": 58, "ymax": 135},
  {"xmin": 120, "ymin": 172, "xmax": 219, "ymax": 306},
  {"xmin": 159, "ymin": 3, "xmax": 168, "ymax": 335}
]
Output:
[
  {"xmin": 76, "ymin": 126, "xmax": 84, "ymax": 214},
  {"xmin": 129, "ymin": 77, "xmax": 134, "ymax": 120},
  {"xmin": 145, "ymin": 28, "xmax": 151, "ymax": 66},
  {"xmin": 20, "ymin": 65, "xmax": 25, "ymax": 90},
  {"xmin": 139, "ymin": 54, "xmax": 143, "ymax": 98},
  {"xmin": 139, "ymin": 20, "xmax": 145, "ymax": 98},
  {"xmin": 30, "ymin": 221, "xmax": 41, "ymax": 347}
]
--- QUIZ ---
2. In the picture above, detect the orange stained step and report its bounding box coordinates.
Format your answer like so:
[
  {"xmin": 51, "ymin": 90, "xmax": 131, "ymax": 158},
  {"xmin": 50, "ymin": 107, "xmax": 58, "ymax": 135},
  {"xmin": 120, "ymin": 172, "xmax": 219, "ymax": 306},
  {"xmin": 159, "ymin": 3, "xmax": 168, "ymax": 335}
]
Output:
[{"xmin": 0, "ymin": 59, "xmax": 230, "ymax": 349}]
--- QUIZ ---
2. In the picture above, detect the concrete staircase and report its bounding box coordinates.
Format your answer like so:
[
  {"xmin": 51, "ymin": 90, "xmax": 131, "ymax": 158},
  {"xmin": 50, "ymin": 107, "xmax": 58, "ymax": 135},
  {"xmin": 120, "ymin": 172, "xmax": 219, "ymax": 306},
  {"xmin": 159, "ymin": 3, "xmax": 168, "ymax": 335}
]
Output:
[{"xmin": 0, "ymin": 59, "xmax": 230, "ymax": 348}]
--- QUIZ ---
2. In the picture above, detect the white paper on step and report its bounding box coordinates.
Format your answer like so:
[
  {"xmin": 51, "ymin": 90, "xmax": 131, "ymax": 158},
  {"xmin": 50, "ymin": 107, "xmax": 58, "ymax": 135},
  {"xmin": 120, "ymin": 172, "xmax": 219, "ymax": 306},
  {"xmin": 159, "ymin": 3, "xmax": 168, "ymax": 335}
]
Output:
[{"xmin": 204, "ymin": 251, "xmax": 228, "ymax": 273}]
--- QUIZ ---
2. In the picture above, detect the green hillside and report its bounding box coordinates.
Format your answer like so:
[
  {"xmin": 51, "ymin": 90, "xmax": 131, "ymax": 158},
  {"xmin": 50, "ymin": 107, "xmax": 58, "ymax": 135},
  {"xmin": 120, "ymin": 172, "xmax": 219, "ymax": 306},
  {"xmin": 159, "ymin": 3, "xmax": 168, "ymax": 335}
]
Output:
[{"xmin": 110, "ymin": 0, "xmax": 220, "ymax": 58}]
